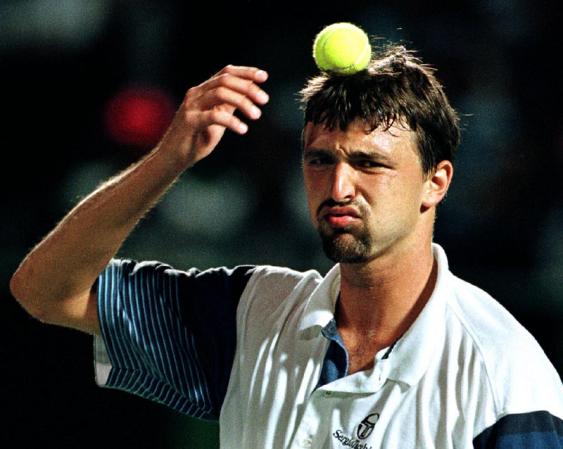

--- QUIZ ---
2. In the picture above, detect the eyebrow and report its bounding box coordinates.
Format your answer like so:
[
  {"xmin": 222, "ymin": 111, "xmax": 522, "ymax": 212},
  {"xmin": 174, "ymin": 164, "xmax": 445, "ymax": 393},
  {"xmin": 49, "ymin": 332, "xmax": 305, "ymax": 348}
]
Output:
[
  {"xmin": 348, "ymin": 150, "xmax": 393, "ymax": 164},
  {"xmin": 303, "ymin": 147, "xmax": 394, "ymax": 164}
]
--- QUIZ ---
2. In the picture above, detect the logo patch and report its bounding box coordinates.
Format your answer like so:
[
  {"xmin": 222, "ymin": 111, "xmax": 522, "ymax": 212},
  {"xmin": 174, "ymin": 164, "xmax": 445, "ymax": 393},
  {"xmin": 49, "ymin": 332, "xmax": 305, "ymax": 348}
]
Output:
[
  {"xmin": 356, "ymin": 413, "xmax": 380, "ymax": 440},
  {"xmin": 332, "ymin": 412, "xmax": 380, "ymax": 448}
]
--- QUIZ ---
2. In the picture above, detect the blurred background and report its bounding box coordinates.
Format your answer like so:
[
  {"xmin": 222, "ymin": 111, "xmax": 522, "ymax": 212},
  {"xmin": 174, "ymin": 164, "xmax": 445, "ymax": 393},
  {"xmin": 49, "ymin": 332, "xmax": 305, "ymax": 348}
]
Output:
[{"xmin": 1, "ymin": 0, "xmax": 561, "ymax": 447}]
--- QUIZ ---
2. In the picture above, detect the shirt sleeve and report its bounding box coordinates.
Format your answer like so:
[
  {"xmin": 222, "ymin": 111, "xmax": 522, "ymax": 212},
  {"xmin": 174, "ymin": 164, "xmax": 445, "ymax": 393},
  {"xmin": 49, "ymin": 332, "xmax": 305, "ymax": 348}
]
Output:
[
  {"xmin": 94, "ymin": 258, "xmax": 255, "ymax": 420},
  {"xmin": 473, "ymin": 410, "xmax": 563, "ymax": 449}
]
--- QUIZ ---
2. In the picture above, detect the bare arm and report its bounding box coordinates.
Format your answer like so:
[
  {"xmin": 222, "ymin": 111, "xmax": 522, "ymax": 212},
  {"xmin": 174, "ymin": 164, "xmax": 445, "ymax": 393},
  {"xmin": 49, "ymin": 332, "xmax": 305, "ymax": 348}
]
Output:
[{"xmin": 9, "ymin": 65, "xmax": 269, "ymax": 335}]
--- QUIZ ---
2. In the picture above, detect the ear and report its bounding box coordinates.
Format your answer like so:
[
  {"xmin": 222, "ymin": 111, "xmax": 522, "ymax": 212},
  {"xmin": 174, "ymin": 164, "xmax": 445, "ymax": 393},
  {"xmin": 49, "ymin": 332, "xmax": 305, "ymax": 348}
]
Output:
[{"xmin": 422, "ymin": 160, "xmax": 454, "ymax": 209}]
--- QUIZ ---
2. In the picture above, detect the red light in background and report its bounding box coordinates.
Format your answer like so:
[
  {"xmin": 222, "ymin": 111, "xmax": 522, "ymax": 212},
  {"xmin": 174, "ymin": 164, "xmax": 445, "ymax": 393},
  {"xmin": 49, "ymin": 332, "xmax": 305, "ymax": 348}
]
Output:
[{"xmin": 104, "ymin": 86, "xmax": 176, "ymax": 149}]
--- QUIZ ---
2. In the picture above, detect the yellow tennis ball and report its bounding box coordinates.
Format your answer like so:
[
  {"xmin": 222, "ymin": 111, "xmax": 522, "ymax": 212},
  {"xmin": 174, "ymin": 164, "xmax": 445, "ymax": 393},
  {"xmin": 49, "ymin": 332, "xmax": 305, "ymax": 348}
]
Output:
[{"xmin": 313, "ymin": 22, "xmax": 371, "ymax": 75}]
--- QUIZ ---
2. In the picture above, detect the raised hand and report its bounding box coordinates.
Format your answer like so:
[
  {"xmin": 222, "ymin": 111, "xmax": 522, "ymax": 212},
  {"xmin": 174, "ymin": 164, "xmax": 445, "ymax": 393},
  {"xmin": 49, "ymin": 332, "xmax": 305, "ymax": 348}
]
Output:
[{"xmin": 159, "ymin": 65, "xmax": 269, "ymax": 167}]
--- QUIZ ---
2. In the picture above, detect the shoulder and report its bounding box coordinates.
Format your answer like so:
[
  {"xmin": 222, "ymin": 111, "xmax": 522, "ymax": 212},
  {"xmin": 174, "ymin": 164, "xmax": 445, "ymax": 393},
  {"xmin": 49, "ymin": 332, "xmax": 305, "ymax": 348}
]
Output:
[
  {"xmin": 102, "ymin": 258, "xmax": 257, "ymax": 291},
  {"xmin": 247, "ymin": 265, "xmax": 322, "ymax": 290},
  {"xmin": 237, "ymin": 265, "xmax": 323, "ymax": 324},
  {"xmin": 243, "ymin": 265, "xmax": 322, "ymax": 305},
  {"xmin": 445, "ymin": 273, "xmax": 563, "ymax": 418},
  {"xmin": 446, "ymin": 274, "xmax": 530, "ymax": 352},
  {"xmin": 101, "ymin": 259, "xmax": 320, "ymax": 304},
  {"xmin": 446, "ymin": 273, "xmax": 543, "ymax": 362}
]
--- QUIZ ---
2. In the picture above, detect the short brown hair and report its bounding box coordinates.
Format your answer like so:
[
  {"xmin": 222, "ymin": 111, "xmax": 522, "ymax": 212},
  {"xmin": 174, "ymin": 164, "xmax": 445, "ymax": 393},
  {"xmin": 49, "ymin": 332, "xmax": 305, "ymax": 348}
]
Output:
[{"xmin": 299, "ymin": 45, "xmax": 460, "ymax": 174}]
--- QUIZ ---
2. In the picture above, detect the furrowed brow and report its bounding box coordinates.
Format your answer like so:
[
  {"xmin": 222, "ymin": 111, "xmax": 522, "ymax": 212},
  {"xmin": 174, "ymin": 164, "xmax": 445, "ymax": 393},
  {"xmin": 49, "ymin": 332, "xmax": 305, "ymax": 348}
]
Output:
[
  {"xmin": 303, "ymin": 148, "xmax": 333, "ymax": 158},
  {"xmin": 348, "ymin": 150, "xmax": 393, "ymax": 164}
]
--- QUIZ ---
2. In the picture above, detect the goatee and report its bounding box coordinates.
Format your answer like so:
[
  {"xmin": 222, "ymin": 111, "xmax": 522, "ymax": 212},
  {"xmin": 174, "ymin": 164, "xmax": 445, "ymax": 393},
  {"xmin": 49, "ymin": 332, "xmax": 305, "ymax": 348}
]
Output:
[{"xmin": 318, "ymin": 226, "xmax": 374, "ymax": 263}]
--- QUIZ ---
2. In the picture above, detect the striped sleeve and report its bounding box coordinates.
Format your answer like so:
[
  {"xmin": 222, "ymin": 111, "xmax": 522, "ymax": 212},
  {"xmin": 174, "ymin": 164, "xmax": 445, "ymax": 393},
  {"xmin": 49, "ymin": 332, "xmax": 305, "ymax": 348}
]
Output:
[
  {"xmin": 94, "ymin": 259, "xmax": 255, "ymax": 420},
  {"xmin": 473, "ymin": 410, "xmax": 563, "ymax": 449}
]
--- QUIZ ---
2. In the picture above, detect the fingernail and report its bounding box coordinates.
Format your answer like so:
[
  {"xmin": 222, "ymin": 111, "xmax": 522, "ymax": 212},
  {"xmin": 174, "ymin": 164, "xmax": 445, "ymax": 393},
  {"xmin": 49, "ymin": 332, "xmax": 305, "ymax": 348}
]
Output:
[
  {"xmin": 256, "ymin": 70, "xmax": 268, "ymax": 81},
  {"xmin": 239, "ymin": 123, "xmax": 248, "ymax": 134},
  {"xmin": 251, "ymin": 106, "xmax": 261, "ymax": 119},
  {"xmin": 257, "ymin": 91, "xmax": 269, "ymax": 104}
]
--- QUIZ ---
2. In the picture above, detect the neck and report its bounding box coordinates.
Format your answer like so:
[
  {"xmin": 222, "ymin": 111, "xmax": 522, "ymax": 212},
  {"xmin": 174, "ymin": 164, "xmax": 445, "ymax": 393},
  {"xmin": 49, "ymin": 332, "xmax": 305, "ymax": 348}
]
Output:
[{"xmin": 337, "ymin": 240, "xmax": 437, "ymax": 349}]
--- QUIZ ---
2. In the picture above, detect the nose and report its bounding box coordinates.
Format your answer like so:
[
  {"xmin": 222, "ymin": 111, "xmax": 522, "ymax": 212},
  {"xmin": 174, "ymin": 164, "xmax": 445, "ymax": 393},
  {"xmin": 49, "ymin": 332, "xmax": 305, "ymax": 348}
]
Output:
[{"xmin": 330, "ymin": 162, "xmax": 355, "ymax": 202}]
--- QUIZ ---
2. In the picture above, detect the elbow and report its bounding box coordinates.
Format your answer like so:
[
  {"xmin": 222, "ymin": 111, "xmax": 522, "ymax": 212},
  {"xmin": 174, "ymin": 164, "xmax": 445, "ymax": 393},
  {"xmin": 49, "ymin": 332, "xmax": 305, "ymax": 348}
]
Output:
[
  {"xmin": 9, "ymin": 267, "xmax": 52, "ymax": 323},
  {"xmin": 10, "ymin": 265, "xmax": 99, "ymax": 332},
  {"xmin": 9, "ymin": 267, "xmax": 28, "ymax": 307}
]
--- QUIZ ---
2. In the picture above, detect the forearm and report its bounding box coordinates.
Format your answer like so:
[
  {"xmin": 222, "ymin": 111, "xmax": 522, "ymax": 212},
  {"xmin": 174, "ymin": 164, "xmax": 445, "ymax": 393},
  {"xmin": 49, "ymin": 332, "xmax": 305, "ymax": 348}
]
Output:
[
  {"xmin": 10, "ymin": 64, "xmax": 268, "ymax": 329},
  {"xmin": 10, "ymin": 143, "xmax": 188, "ymax": 318}
]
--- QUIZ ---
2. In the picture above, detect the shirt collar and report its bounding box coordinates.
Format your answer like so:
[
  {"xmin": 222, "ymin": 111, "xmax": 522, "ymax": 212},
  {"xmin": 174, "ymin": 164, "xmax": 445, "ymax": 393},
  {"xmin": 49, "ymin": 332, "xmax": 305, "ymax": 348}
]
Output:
[
  {"xmin": 385, "ymin": 243, "xmax": 450, "ymax": 387},
  {"xmin": 298, "ymin": 243, "xmax": 451, "ymax": 388},
  {"xmin": 298, "ymin": 263, "xmax": 340, "ymax": 333}
]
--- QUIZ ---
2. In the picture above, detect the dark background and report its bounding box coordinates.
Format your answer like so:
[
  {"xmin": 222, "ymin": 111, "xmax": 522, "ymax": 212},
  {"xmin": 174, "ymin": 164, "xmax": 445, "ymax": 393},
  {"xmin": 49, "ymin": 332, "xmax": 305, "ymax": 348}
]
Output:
[{"xmin": 1, "ymin": 1, "xmax": 561, "ymax": 448}]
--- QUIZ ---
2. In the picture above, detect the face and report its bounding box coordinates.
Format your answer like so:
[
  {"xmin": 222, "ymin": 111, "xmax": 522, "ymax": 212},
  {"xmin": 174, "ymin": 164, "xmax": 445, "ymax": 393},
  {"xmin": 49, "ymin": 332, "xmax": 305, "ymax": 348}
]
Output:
[{"xmin": 302, "ymin": 120, "xmax": 434, "ymax": 264}]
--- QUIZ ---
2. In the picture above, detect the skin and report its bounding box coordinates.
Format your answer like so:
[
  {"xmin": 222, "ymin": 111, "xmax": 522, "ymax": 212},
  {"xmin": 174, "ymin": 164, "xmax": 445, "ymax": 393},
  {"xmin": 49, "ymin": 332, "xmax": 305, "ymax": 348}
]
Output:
[
  {"xmin": 9, "ymin": 65, "xmax": 269, "ymax": 335},
  {"xmin": 10, "ymin": 64, "xmax": 453, "ymax": 375},
  {"xmin": 303, "ymin": 120, "xmax": 453, "ymax": 373}
]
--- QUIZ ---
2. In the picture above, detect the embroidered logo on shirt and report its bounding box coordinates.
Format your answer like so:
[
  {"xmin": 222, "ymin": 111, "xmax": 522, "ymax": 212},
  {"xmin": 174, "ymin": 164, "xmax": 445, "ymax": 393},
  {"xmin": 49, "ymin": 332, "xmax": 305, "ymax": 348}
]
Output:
[
  {"xmin": 357, "ymin": 413, "xmax": 379, "ymax": 439},
  {"xmin": 332, "ymin": 430, "xmax": 373, "ymax": 449},
  {"xmin": 332, "ymin": 412, "xmax": 379, "ymax": 448}
]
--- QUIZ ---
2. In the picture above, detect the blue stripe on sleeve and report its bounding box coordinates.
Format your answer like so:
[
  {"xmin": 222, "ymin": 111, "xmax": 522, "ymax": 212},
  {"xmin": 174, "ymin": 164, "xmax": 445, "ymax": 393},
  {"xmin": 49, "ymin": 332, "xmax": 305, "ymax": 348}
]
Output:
[
  {"xmin": 473, "ymin": 410, "xmax": 563, "ymax": 449},
  {"xmin": 97, "ymin": 259, "xmax": 255, "ymax": 420},
  {"xmin": 174, "ymin": 264, "xmax": 256, "ymax": 415}
]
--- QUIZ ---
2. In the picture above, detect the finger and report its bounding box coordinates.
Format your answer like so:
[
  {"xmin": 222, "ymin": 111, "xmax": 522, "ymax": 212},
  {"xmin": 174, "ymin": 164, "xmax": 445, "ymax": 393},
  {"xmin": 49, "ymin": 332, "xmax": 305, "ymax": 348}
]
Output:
[
  {"xmin": 201, "ymin": 108, "xmax": 249, "ymax": 135},
  {"xmin": 216, "ymin": 65, "xmax": 269, "ymax": 84},
  {"xmin": 201, "ymin": 86, "xmax": 262, "ymax": 120},
  {"xmin": 205, "ymin": 72, "xmax": 269, "ymax": 105}
]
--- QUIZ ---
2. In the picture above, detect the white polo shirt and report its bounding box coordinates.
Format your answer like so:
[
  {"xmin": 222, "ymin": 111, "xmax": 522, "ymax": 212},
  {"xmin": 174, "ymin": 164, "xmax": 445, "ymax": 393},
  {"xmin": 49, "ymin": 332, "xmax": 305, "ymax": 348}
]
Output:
[
  {"xmin": 95, "ymin": 244, "xmax": 563, "ymax": 448},
  {"xmin": 219, "ymin": 244, "xmax": 562, "ymax": 448}
]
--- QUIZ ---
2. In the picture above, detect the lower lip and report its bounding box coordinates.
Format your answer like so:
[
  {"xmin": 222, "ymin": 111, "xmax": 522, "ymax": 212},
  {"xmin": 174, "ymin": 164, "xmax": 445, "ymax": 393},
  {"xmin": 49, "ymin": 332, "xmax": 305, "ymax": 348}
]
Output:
[{"xmin": 325, "ymin": 215, "xmax": 360, "ymax": 227}]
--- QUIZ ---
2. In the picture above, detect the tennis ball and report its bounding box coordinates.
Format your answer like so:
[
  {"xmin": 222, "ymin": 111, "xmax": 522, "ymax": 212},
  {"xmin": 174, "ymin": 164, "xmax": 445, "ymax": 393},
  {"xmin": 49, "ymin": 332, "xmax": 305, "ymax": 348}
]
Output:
[{"xmin": 313, "ymin": 22, "xmax": 371, "ymax": 75}]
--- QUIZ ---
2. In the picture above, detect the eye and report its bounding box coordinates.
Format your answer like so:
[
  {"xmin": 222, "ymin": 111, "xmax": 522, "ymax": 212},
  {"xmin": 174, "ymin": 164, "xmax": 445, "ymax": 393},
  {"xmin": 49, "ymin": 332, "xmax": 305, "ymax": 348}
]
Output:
[
  {"xmin": 304, "ymin": 152, "xmax": 334, "ymax": 167},
  {"xmin": 354, "ymin": 159, "xmax": 383, "ymax": 169},
  {"xmin": 309, "ymin": 156, "xmax": 329, "ymax": 165}
]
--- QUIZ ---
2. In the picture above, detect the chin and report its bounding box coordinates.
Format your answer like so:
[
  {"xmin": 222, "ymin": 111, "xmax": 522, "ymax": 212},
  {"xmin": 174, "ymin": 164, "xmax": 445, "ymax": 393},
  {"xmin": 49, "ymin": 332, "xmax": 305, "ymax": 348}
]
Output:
[{"xmin": 320, "ymin": 232, "xmax": 374, "ymax": 264}]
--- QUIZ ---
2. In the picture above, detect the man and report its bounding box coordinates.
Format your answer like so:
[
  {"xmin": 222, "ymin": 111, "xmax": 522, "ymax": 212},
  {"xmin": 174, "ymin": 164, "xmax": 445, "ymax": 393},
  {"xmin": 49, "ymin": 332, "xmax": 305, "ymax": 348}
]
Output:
[{"xmin": 10, "ymin": 44, "xmax": 562, "ymax": 448}]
